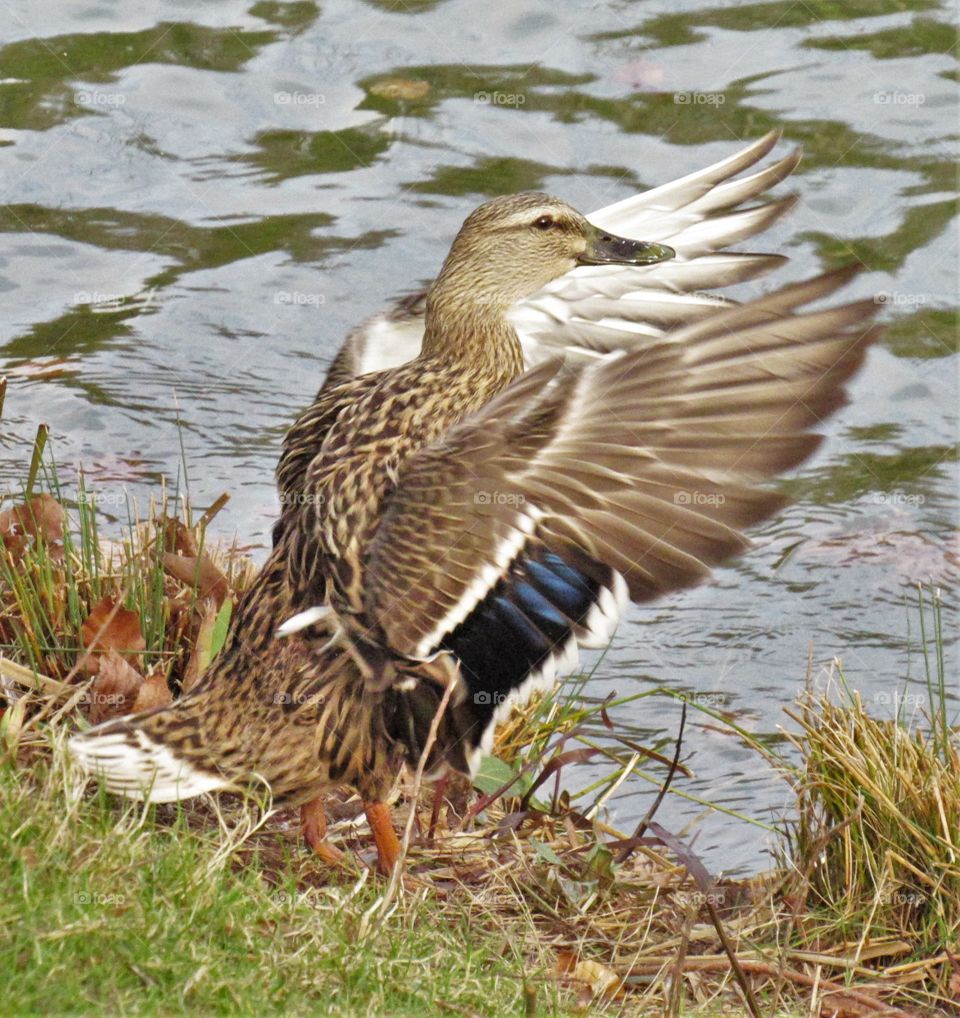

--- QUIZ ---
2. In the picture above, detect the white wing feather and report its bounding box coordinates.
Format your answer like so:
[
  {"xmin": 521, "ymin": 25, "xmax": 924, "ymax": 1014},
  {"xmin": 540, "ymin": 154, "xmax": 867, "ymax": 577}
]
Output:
[{"xmin": 332, "ymin": 131, "xmax": 800, "ymax": 380}]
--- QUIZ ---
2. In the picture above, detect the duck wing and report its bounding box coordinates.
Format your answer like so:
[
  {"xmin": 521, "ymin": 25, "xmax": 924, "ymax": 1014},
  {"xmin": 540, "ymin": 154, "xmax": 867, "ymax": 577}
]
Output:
[
  {"xmin": 353, "ymin": 268, "xmax": 879, "ymax": 768},
  {"xmin": 324, "ymin": 130, "xmax": 800, "ymax": 384}
]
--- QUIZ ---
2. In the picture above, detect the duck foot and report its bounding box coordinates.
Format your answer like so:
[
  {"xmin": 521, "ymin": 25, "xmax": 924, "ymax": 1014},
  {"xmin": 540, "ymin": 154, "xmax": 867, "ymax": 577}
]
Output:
[
  {"xmin": 300, "ymin": 797, "xmax": 345, "ymax": 866},
  {"xmin": 364, "ymin": 800, "xmax": 402, "ymax": 875}
]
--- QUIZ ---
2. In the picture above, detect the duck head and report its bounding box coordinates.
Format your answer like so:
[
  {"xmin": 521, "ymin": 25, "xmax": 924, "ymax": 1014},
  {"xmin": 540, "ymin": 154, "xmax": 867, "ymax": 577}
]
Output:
[{"xmin": 427, "ymin": 192, "xmax": 675, "ymax": 315}]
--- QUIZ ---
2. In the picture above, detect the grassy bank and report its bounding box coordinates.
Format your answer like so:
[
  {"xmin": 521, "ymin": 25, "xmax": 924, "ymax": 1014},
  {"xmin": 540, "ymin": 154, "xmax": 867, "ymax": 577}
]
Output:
[
  {"xmin": 0, "ymin": 739, "xmax": 565, "ymax": 1016},
  {"xmin": 1, "ymin": 439, "xmax": 956, "ymax": 1016}
]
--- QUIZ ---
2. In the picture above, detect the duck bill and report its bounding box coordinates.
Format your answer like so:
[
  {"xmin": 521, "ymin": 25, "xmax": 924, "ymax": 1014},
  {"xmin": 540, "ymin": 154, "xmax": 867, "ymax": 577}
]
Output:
[{"xmin": 578, "ymin": 224, "xmax": 675, "ymax": 266}]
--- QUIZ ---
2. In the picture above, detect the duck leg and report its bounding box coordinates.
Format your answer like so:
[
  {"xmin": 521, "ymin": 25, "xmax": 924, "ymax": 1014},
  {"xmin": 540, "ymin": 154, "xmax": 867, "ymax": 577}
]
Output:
[
  {"xmin": 428, "ymin": 773, "xmax": 449, "ymax": 841},
  {"xmin": 364, "ymin": 800, "xmax": 402, "ymax": 875},
  {"xmin": 300, "ymin": 796, "xmax": 345, "ymax": 866}
]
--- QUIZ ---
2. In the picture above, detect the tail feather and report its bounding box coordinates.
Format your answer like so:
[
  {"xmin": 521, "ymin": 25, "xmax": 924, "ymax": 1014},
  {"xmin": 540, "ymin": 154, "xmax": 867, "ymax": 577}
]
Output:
[{"xmin": 68, "ymin": 714, "xmax": 229, "ymax": 803}]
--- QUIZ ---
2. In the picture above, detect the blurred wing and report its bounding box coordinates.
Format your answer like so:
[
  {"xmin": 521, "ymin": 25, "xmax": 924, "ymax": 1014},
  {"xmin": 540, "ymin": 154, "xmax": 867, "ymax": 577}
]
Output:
[
  {"xmin": 359, "ymin": 269, "xmax": 878, "ymax": 760},
  {"xmin": 323, "ymin": 131, "xmax": 800, "ymax": 384}
]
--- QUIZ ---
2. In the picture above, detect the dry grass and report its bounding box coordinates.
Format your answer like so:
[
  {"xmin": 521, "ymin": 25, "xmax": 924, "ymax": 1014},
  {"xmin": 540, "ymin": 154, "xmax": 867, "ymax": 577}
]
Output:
[
  {"xmin": 1, "ymin": 442, "xmax": 956, "ymax": 1016},
  {"xmin": 777, "ymin": 666, "xmax": 959, "ymax": 1011}
]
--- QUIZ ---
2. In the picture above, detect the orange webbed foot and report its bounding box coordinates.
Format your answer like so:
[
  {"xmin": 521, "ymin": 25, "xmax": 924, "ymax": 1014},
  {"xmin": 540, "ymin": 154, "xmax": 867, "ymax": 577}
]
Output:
[{"xmin": 300, "ymin": 797, "xmax": 345, "ymax": 866}]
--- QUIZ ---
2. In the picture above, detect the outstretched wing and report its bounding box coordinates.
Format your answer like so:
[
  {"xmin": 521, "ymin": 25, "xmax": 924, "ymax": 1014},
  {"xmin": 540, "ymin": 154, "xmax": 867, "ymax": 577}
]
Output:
[
  {"xmin": 325, "ymin": 131, "xmax": 800, "ymax": 383},
  {"xmin": 358, "ymin": 268, "xmax": 879, "ymax": 764}
]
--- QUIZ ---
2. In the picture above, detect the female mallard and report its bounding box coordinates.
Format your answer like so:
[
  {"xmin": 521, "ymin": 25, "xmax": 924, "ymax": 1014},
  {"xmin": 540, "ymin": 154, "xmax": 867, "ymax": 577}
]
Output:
[{"xmin": 69, "ymin": 133, "xmax": 878, "ymax": 874}]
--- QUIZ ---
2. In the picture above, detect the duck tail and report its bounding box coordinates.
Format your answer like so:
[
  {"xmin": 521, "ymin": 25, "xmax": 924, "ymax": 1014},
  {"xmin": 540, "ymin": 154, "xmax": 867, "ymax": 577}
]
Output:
[{"xmin": 68, "ymin": 693, "xmax": 231, "ymax": 803}]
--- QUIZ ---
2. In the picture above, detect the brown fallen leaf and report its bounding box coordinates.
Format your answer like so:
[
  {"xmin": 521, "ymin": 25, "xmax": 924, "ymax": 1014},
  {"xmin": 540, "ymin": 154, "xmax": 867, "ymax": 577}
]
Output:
[
  {"xmin": 87, "ymin": 649, "xmax": 143, "ymax": 723},
  {"xmin": 14, "ymin": 493, "xmax": 65, "ymax": 542},
  {"xmin": 158, "ymin": 516, "xmax": 198, "ymax": 557},
  {"xmin": 80, "ymin": 595, "xmax": 146, "ymax": 674},
  {"xmin": 162, "ymin": 552, "xmax": 230, "ymax": 606},
  {"xmin": 0, "ymin": 493, "xmax": 66, "ymax": 560},
  {"xmin": 132, "ymin": 669, "xmax": 172, "ymax": 712},
  {"xmin": 555, "ymin": 950, "xmax": 624, "ymax": 1000},
  {"xmin": 0, "ymin": 527, "xmax": 26, "ymax": 560}
]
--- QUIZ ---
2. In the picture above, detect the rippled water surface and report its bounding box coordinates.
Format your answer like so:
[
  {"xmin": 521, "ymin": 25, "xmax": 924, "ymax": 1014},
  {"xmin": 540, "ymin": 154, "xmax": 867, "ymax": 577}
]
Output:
[{"xmin": 1, "ymin": 0, "xmax": 957, "ymax": 873}]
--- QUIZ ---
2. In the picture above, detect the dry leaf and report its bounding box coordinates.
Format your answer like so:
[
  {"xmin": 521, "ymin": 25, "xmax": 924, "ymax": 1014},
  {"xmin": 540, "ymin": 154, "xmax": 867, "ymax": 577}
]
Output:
[
  {"xmin": 87, "ymin": 649, "xmax": 143, "ymax": 723},
  {"xmin": 0, "ymin": 528, "xmax": 26, "ymax": 560},
  {"xmin": 162, "ymin": 552, "xmax": 230, "ymax": 606},
  {"xmin": 16, "ymin": 494, "xmax": 65, "ymax": 542},
  {"xmin": 80, "ymin": 595, "xmax": 146, "ymax": 674},
  {"xmin": 158, "ymin": 516, "xmax": 197, "ymax": 557},
  {"xmin": 0, "ymin": 493, "xmax": 66, "ymax": 560},
  {"xmin": 132, "ymin": 669, "xmax": 172, "ymax": 712},
  {"xmin": 949, "ymin": 970, "xmax": 960, "ymax": 1000},
  {"xmin": 555, "ymin": 950, "xmax": 623, "ymax": 1000}
]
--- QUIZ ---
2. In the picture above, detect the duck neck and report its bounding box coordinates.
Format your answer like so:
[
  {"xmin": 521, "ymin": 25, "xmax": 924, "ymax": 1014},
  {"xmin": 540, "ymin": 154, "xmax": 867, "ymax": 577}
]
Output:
[{"xmin": 421, "ymin": 279, "xmax": 525, "ymax": 383}]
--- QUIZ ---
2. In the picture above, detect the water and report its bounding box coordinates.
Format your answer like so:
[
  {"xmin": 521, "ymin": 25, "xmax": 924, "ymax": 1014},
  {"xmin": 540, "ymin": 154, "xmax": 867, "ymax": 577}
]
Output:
[{"xmin": 1, "ymin": 0, "xmax": 956, "ymax": 874}]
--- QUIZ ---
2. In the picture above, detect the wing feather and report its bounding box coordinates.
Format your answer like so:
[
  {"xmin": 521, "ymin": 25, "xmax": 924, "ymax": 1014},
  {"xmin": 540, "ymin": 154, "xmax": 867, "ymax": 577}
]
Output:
[{"xmin": 361, "ymin": 269, "xmax": 879, "ymax": 659}]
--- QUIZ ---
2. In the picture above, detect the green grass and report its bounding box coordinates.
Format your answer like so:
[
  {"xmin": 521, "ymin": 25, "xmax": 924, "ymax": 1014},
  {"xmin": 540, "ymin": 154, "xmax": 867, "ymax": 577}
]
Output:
[{"xmin": 0, "ymin": 733, "xmax": 562, "ymax": 1017}]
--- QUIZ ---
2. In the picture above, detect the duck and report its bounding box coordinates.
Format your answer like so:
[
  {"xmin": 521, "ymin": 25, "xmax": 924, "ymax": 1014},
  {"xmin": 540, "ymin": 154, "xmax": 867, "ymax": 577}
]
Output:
[{"xmin": 68, "ymin": 132, "xmax": 879, "ymax": 875}]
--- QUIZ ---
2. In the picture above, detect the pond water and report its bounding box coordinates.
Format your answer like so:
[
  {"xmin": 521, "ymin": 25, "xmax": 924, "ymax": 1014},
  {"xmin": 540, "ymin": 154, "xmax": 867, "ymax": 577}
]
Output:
[{"xmin": 1, "ymin": 0, "xmax": 956, "ymax": 874}]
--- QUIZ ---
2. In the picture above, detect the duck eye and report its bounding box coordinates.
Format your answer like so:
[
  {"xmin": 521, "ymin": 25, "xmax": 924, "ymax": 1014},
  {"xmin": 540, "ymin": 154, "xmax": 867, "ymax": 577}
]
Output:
[{"xmin": 533, "ymin": 215, "xmax": 555, "ymax": 230}]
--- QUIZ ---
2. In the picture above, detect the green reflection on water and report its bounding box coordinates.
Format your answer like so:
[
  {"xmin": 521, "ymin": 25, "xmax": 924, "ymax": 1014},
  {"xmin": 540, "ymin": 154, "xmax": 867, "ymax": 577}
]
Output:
[
  {"xmin": 884, "ymin": 308, "xmax": 960, "ymax": 358},
  {"xmin": 235, "ymin": 126, "xmax": 393, "ymax": 182},
  {"xmin": 409, "ymin": 157, "xmax": 574, "ymax": 197},
  {"xmin": 590, "ymin": 0, "xmax": 941, "ymax": 47},
  {"xmin": 784, "ymin": 445, "xmax": 959, "ymax": 505},
  {"xmin": 805, "ymin": 16, "xmax": 958, "ymax": 60},
  {"xmin": 801, "ymin": 197, "xmax": 956, "ymax": 274},
  {"xmin": 0, "ymin": 22, "xmax": 278, "ymax": 131},
  {"xmin": 0, "ymin": 205, "xmax": 338, "ymax": 282}
]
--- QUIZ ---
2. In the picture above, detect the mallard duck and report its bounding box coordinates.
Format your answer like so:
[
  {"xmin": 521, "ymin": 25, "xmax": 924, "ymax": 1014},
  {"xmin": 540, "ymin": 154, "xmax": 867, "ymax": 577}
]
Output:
[{"xmin": 68, "ymin": 132, "xmax": 879, "ymax": 874}]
